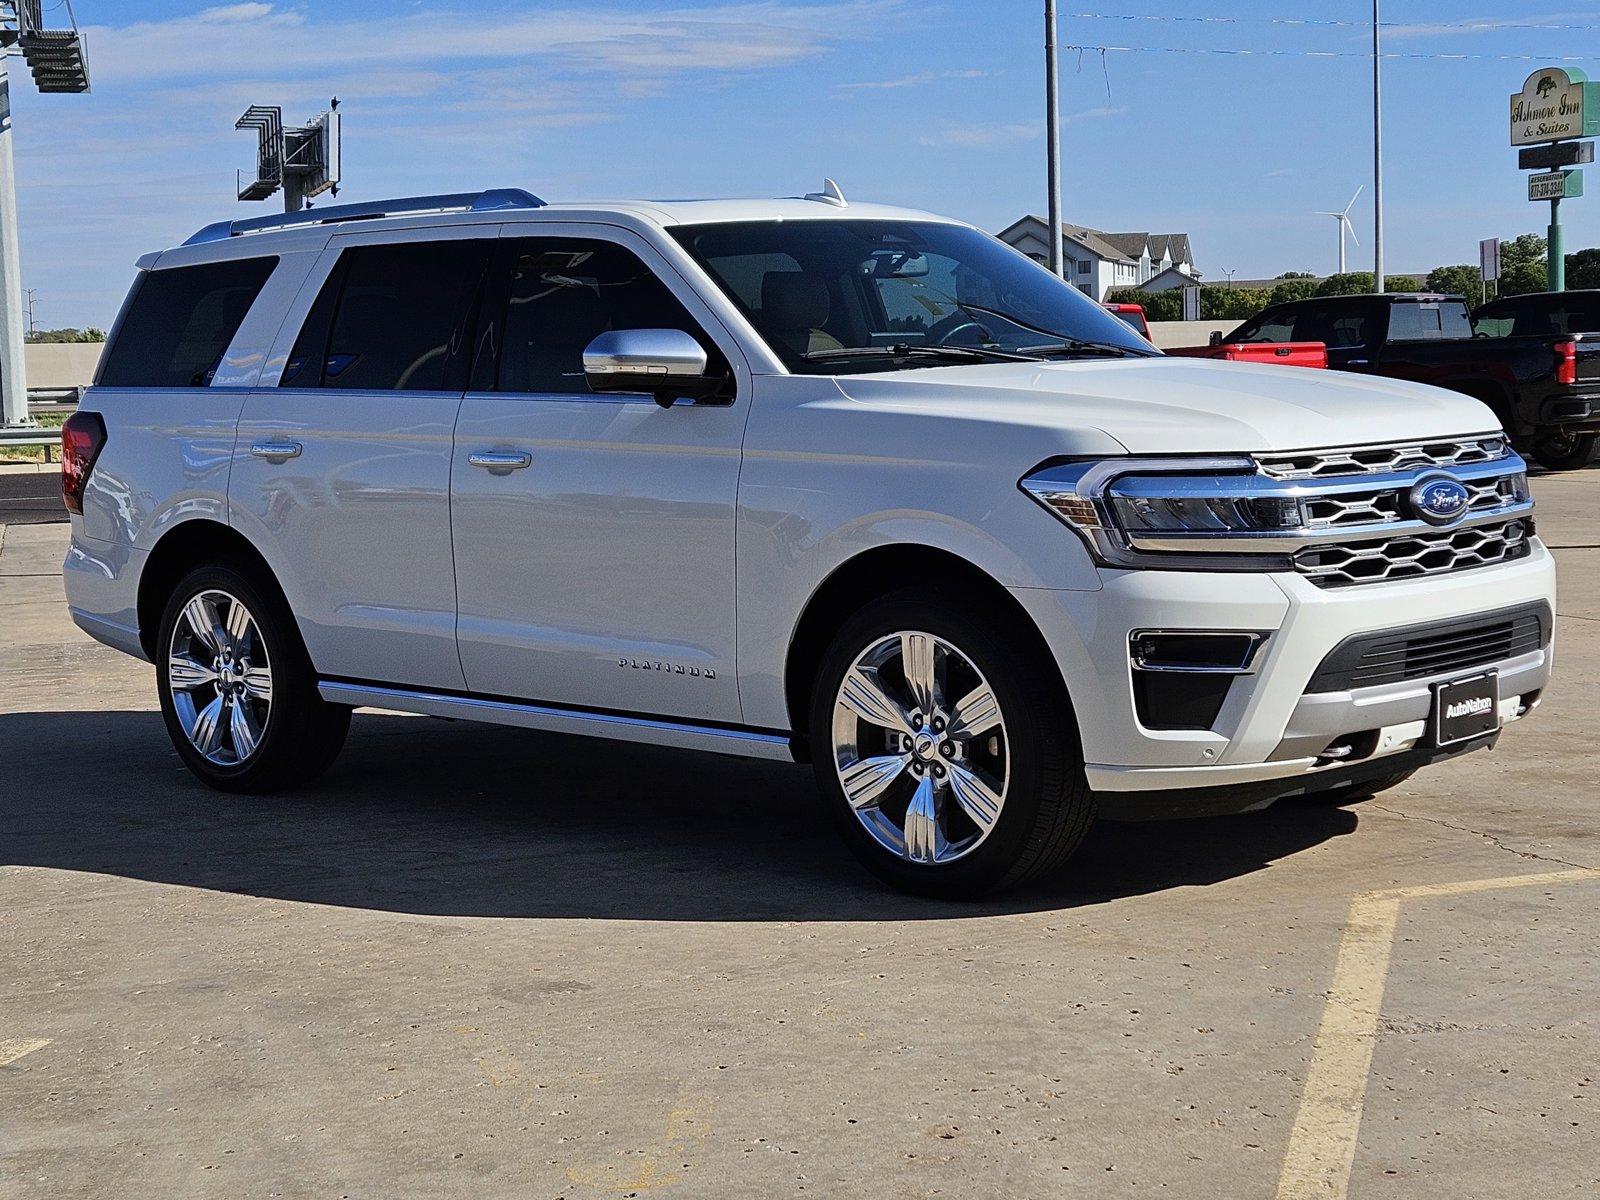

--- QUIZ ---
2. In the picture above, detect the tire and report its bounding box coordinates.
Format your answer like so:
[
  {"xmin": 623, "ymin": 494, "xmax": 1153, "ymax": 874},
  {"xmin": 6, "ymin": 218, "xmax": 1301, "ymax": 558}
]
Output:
[
  {"xmin": 808, "ymin": 589, "xmax": 1094, "ymax": 899},
  {"xmin": 156, "ymin": 562, "xmax": 350, "ymax": 793},
  {"xmin": 1529, "ymin": 429, "xmax": 1599, "ymax": 472}
]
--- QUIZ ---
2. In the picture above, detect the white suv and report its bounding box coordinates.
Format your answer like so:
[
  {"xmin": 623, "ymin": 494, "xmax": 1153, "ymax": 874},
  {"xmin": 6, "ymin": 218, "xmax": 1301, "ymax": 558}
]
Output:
[{"xmin": 60, "ymin": 187, "xmax": 1555, "ymax": 897}]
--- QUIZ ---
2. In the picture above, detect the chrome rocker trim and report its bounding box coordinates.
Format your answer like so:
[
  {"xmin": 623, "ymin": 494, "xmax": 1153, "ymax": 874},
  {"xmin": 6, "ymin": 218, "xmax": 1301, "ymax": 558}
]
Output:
[{"xmin": 317, "ymin": 680, "xmax": 797, "ymax": 761}]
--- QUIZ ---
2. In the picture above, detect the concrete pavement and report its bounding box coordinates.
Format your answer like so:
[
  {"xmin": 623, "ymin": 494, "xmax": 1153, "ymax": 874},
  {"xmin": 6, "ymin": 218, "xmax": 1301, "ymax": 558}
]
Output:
[{"xmin": 2, "ymin": 480, "xmax": 1597, "ymax": 1198}]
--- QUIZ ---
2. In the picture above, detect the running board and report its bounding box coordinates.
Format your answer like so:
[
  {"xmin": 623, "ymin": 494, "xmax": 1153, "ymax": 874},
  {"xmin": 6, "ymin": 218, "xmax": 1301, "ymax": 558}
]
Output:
[{"xmin": 317, "ymin": 680, "xmax": 798, "ymax": 762}]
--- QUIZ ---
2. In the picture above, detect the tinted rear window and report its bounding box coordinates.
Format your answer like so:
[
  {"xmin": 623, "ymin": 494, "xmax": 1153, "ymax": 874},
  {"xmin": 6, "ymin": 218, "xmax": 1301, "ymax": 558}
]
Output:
[
  {"xmin": 1387, "ymin": 300, "xmax": 1472, "ymax": 341},
  {"xmin": 1474, "ymin": 294, "xmax": 1600, "ymax": 338},
  {"xmin": 281, "ymin": 240, "xmax": 491, "ymax": 391},
  {"xmin": 97, "ymin": 257, "xmax": 277, "ymax": 388}
]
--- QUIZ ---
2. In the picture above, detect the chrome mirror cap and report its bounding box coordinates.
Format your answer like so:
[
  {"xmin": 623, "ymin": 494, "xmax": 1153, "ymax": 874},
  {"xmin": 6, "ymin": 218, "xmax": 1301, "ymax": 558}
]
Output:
[
  {"xmin": 584, "ymin": 328, "xmax": 708, "ymax": 380},
  {"xmin": 583, "ymin": 329, "xmax": 718, "ymax": 407}
]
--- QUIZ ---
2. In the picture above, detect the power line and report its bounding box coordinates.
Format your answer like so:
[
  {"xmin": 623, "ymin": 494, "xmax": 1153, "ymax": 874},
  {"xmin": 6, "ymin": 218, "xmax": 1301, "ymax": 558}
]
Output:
[
  {"xmin": 1067, "ymin": 12, "xmax": 1600, "ymax": 33},
  {"xmin": 1064, "ymin": 43, "xmax": 1594, "ymax": 62}
]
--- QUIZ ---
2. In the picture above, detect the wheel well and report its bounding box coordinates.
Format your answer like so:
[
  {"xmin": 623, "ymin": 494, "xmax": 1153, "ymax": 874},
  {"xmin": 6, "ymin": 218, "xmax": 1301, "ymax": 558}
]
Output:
[
  {"xmin": 783, "ymin": 545, "xmax": 1065, "ymax": 750},
  {"xmin": 136, "ymin": 521, "xmax": 287, "ymax": 660}
]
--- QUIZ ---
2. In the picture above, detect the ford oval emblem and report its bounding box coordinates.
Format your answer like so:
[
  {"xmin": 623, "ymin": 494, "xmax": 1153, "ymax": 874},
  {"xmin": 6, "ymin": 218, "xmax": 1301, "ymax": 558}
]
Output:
[{"xmin": 1408, "ymin": 474, "xmax": 1471, "ymax": 526}]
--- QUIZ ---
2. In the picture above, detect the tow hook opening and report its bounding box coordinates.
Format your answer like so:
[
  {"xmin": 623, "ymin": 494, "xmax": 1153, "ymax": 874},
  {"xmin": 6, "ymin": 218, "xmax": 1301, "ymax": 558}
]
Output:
[{"xmin": 1316, "ymin": 729, "xmax": 1381, "ymax": 765}]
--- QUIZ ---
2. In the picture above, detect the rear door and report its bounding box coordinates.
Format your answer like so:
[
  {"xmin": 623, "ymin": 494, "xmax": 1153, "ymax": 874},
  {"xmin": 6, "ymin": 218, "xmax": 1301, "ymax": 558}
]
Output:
[
  {"xmin": 449, "ymin": 225, "xmax": 750, "ymax": 722},
  {"xmin": 230, "ymin": 226, "xmax": 495, "ymax": 689}
]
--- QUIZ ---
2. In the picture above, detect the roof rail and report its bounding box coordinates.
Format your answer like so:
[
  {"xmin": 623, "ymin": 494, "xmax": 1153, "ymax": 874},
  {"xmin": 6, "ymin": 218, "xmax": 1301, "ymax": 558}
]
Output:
[{"xmin": 181, "ymin": 188, "xmax": 546, "ymax": 246}]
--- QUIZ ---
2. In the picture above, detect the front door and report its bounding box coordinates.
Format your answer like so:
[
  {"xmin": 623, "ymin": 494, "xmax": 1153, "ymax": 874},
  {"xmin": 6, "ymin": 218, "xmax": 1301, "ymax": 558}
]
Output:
[
  {"xmin": 450, "ymin": 227, "xmax": 750, "ymax": 723},
  {"xmin": 231, "ymin": 227, "xmax": 494, "ymax": 690}
]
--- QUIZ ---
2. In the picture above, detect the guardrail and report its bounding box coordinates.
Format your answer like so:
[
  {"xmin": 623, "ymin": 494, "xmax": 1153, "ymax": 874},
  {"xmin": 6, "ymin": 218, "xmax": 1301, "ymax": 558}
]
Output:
[{"xmin": 28, "ymin": 386, "xmax": 83, "ymax": 416}]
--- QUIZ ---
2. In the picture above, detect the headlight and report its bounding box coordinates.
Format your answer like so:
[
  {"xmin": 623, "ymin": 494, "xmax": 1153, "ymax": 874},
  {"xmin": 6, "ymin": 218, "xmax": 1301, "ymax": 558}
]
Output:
[{"xmin": 1021, "ymin": 457, "xmax": 1304, "ymax": 571}]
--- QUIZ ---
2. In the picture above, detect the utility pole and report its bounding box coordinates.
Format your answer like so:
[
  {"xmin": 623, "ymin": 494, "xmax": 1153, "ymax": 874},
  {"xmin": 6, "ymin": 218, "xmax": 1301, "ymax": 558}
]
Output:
[
  {"xmin": 24, "ymin": 285, "xmax": 36, "ymax": 334},
  {"xmin": 1371, "ymin": 0, "xmax": 1386, "ymax": 293},
  {"xmin": 1044, "ymin": 0, "xmax": 1064, "ymax": 279},
  {"xmin": 0, "ymin": 2, "xmax": 90, "ymax": 430}
]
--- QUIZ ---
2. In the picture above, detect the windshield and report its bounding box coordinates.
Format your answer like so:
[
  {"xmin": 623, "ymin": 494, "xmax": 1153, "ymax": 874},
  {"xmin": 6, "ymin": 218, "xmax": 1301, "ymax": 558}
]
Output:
[{"xmin": 668, "ymin": 220, "xmax": 1158, "ymax": 373}]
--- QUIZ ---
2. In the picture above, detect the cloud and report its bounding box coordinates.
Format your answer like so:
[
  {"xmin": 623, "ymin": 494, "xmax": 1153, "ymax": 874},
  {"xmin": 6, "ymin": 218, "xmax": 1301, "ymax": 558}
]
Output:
[
  {"xmin": 836, "ymin": 68, "xmax": 994, "ymax": 91},
  {"xmin": 1383, "ymin": 11, "xmax": 1600, "ymax": 38},
  {"xmin": 918, "ymin": 122, "xmax": 1041, "ymax": 148},
  {"xmin": 17, "ymin": 0, "xmax": 907, "ymax": 325}
]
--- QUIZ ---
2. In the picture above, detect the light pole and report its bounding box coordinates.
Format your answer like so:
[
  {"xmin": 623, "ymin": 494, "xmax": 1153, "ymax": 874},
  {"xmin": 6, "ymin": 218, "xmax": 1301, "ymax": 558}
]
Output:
[
  {"xmin": 0, "ymin": 3, "xmax": 90, "ymax": 429},
  {"xmin": 1045, "ymin": 0, "xmax": 1064, "ymax": 278},
  {"xmin": 1372, "ymin": 0, "xmax": 1386, "ymax": 293},
  {"xmin": 1224, "ymin": 268, "xmax": 1237, "ymax": 289}
]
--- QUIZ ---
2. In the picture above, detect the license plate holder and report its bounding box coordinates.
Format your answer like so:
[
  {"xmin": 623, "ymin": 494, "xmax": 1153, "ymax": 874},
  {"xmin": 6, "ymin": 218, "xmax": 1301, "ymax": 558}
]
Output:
[{"xmin": 1433, "ymin": 671, "xmax": 1499, "ymax": 747}]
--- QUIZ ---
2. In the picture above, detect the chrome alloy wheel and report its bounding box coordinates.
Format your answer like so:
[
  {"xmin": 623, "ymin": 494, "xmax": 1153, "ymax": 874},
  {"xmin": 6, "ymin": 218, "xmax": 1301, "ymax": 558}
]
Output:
[
  {"xmin": 167, "ymin": 589, "xmax": 273, "ymax": 766},
  {"xmin": 831, "ymin": 630, "xmax": 1009, "ymax": 865}
]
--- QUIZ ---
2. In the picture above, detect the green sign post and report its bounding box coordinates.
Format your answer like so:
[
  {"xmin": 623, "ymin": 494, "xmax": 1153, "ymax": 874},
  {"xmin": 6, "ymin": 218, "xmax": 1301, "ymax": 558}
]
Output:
[{"xmin": 1511, "ymin": 67, "xmax": 1599, "ymax": 292}]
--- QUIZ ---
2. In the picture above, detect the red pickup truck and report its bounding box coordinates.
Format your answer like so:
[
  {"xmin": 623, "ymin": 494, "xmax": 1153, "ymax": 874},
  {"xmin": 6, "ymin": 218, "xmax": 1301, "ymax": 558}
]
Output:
[{"xmin": 1166, "ymin": 337, "xmax": 1328, "ymax": 369}]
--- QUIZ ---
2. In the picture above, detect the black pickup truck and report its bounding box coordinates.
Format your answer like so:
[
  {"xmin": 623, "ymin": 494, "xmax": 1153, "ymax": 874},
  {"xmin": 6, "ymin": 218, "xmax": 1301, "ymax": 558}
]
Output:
[{"xmin": 1216, "ymin": 291, "xmax": 1600, "ymax": 470}]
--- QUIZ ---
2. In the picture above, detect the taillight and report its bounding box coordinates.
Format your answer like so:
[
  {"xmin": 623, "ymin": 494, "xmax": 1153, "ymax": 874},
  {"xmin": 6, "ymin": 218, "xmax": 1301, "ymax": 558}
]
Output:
[
  {"xmin": 61, "ymin": 411, "xmax": 106, "ymax": 515},
  {"xmin": 1556, "ymin": 340, "xmax": 1577, "ymax": 386}
]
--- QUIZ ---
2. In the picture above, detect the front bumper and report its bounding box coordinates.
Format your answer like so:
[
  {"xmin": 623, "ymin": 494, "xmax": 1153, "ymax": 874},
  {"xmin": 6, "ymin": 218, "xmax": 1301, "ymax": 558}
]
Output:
[{"xmin": 1009, "ymin": 538, "xmax": 1557, "ymax": 801}]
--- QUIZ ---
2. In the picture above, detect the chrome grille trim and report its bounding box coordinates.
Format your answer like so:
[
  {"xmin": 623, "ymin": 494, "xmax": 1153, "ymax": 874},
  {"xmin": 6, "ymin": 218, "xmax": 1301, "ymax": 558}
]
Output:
[
  {"xmin": 1255, "ymin": 435, "xmax": 1509, "ymax": 480},
  {"xmin": 1292, "ymin": 518, "xmax": 1533, "ymax": 588}
]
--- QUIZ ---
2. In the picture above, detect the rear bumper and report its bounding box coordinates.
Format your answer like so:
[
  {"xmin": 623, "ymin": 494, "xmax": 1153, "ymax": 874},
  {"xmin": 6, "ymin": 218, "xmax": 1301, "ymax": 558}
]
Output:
[{"xmin": 1010, "ymin": 539, "xmax": 1557, "ymax": 800}]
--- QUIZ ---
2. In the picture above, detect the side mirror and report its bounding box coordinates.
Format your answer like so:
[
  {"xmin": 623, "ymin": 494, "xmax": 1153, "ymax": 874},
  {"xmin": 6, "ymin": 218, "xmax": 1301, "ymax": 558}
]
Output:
[
  {"xmin": 583, "ymin": 328, "xmax": 720, "ymax": 408},
  {"xmin": 1208, "ymin": 330, "xmax": 1224, "ymax": 346}
]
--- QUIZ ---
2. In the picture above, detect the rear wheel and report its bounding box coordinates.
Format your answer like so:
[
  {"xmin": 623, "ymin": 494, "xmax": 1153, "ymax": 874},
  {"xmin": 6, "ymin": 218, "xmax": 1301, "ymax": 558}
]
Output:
[
  {"xmin": 1529, "ymin": 429, "xmax": 1599, "ymax": 472},
  {"xmin": 157, "ymin": 563, "xmax": 349, "ymax": 793},
  {"xmin": 809, "ymin": 590, "xmax": 1094, "ymax": 899}
]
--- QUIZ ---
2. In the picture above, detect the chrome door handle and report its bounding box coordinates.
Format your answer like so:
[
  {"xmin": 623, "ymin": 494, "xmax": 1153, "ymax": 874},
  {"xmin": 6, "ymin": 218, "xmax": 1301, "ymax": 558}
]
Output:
[
  {"xmin": 468, "ymin": 450, "xmax": 532, "ymax": 472},
  {"xmin": 250, "ymin": 441, "xmax": 302, "ymax": 462}
]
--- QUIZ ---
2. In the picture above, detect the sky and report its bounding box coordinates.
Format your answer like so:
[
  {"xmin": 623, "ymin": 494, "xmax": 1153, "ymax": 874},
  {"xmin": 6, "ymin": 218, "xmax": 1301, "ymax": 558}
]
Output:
[{"xmin": 9, "ymin": 0, "xmax": 1600, "ymax": 327}]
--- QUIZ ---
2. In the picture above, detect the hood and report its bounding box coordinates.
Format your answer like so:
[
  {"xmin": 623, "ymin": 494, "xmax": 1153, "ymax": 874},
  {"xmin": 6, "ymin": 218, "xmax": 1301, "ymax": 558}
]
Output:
[{"xmin": 830, "ymin": 356, "xmax": 1500, "ymax": 454}]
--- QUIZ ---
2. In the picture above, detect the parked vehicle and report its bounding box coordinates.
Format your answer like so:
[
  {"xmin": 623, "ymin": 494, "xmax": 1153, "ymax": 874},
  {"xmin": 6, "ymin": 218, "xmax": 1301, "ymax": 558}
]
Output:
[
  {"xmin": 62, "ymin": 188, "xmax": 1556, "ymax": 898},
  {"xmin": 1166, "ymin": 337, "xmax": 1328, "ymax": 369},
  {"xmin": 1216, "ymin": 293, "xmax": 1600, "ymax": 470},
  {"xmin": 1102, "ymin": 302, "xmax": 1150, "ymax": 339},
  {"xmin": 1472, "ymin": 290, "xmax": 1600, "ymax": 470}
]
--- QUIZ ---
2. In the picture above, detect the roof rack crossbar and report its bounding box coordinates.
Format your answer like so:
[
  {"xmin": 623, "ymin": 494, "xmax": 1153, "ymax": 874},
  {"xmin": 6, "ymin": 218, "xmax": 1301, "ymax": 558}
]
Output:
[{"xmin": 181, "ymin": 188, "xmax": 546, "ymax": 246}]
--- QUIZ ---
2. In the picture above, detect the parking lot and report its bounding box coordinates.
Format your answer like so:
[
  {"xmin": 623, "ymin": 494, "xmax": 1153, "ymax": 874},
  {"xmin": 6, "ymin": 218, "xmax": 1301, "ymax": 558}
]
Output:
[{"xmin": 2, "ymin": 472, "xmax": 1596, "ymax": 1198}]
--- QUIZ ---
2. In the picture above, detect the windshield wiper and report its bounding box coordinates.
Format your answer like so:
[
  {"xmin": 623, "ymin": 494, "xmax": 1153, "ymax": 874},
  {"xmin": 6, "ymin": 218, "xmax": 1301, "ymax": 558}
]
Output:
[
  {"xmin": 801, "ymin": 343, "xmax": 1040, "ymax": 365},
  {"xmin": 940, "ymin": 301, "xmax": 1155, "ymax": 359},
  {"xmin": 1022, "ymin": 338, "xmax": 1153, "ymax": 359}
]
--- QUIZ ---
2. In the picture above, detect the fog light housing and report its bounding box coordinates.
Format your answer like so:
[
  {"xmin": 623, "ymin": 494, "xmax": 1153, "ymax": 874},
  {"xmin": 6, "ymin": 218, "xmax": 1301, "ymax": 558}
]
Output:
[{"xmin": 1128, "ymin": 631, "xmax": 1267, "ymax": 732}]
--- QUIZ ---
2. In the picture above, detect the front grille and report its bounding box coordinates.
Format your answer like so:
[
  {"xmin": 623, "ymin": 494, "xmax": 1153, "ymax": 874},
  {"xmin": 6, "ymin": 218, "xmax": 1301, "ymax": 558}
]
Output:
[
  {"xmin": 1293, "ymin": 518, "xmax": 1532, "ymax": 587},
  {"xmin": 1256, "ymin": 435, "xmax": 1507, "ymax": 480},
  {"xmin": 1302, "ymin": 473, "xmax": 1524, "ymax": 529},
  {"xmin": 1305, "ymin": 602, "xmax": 1551, "ymax": 692}
]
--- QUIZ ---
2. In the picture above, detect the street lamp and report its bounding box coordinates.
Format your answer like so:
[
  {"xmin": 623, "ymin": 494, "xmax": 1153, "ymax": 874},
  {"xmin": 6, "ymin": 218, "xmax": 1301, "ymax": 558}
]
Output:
[{"xmin": 1, "ymin": 1, "xmax": 91, "ymax": 430}]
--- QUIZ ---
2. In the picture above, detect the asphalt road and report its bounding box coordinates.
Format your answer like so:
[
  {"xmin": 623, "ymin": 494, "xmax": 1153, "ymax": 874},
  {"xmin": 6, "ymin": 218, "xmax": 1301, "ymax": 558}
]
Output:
[
  {"xmin": 2, "ymin": 473, "xmax": 1597, "ymax": 1199},
  {"xmin": 0, "ymin": 468, "xmax": 64, "ymax": 525}
]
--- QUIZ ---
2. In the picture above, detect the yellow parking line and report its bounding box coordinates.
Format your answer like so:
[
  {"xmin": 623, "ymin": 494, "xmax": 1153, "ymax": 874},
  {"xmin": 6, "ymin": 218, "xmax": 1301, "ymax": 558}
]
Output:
[
  {"xmin": 0, "ymin": 1037, "xmax": 51, "ymax": 1066},
  {"xmin": 1275, "ymin": 867, "xmax": 1598, "ymax": 1200}
]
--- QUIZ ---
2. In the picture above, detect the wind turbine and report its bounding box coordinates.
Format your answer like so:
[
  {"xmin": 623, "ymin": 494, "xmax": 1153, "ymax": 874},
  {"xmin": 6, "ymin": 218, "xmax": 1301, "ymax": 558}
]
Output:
[{"xmin": 1315, "ymin": 187, "xmax": 1363, "ymax": 275}]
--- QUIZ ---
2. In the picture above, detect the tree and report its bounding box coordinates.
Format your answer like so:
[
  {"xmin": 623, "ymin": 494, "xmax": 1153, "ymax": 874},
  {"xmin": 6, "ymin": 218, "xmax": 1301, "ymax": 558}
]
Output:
[
  {"xmin": 1387, "ymin": 277, "xmax": 1421, "ymax": 293},
  {"xmin": 1498, "ymin": 233, "xmax": 1548, "ymax": 295},
  {"xmin": 1267, "ymin": 277, "xmax": 1318, "ymax": 306},
  {"xmin": 1314, "ymin": 272, "xmax": 1375, "ymax": 297},
  {"xmin": 24, "ymin": 326, "xmax": 104, "ymax": 343},
  {"xmin": 1425, "ymin": 264, "xmax": 1483, "ymax": 299},
  {"xmin": 1565, "ymin": 247, "xmax": 1600, "ymax": 290}
]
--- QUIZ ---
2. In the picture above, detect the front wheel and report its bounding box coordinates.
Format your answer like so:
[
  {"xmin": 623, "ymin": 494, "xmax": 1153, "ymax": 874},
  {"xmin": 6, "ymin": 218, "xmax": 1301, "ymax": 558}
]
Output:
[
  {"xmin": 156, "ymin": 563, "xmax": 350, "ymax": 793},
  {"xmin": 809, "ymin": 590, "xmax": 1094, "ymax": 899},
  {"xmin": 1529, "ymin": 429, "xmax": 1599, "ymax": 472}
]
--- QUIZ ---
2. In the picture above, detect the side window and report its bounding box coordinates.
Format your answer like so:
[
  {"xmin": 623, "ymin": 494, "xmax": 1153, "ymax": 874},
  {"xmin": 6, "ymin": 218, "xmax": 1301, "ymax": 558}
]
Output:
[
  {"xmin": 1233, "ymin": 310, "xmax": 1296, "ymax": 342},
  {"xmin": 280, "ymin": 240, "xmax": 490, "ymax": 391},
  {"xmin": 495, "ymin": 238, "xmax": 723, "ymax": 395},
  {"xmin": 98, "ymin": 257, "xmax": 277, "ymax": 388}
]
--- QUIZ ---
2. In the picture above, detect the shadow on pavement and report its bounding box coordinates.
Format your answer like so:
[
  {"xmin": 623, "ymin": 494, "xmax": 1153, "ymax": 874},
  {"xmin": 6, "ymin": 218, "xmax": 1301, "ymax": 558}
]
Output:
[{"xmin": 1, "ymin": 709, "xmax": 1357, "ymax": 920}]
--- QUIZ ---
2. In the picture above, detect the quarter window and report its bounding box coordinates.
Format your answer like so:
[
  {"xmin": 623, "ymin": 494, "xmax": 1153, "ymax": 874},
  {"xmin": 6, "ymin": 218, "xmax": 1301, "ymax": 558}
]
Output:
[
  {"xmin": 98, "ymin": 257, "xmax": 277, "ymax": 388},
  {"xmin": 281, "ymin": 240, "xmax": 491, "ymax": 391}
]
